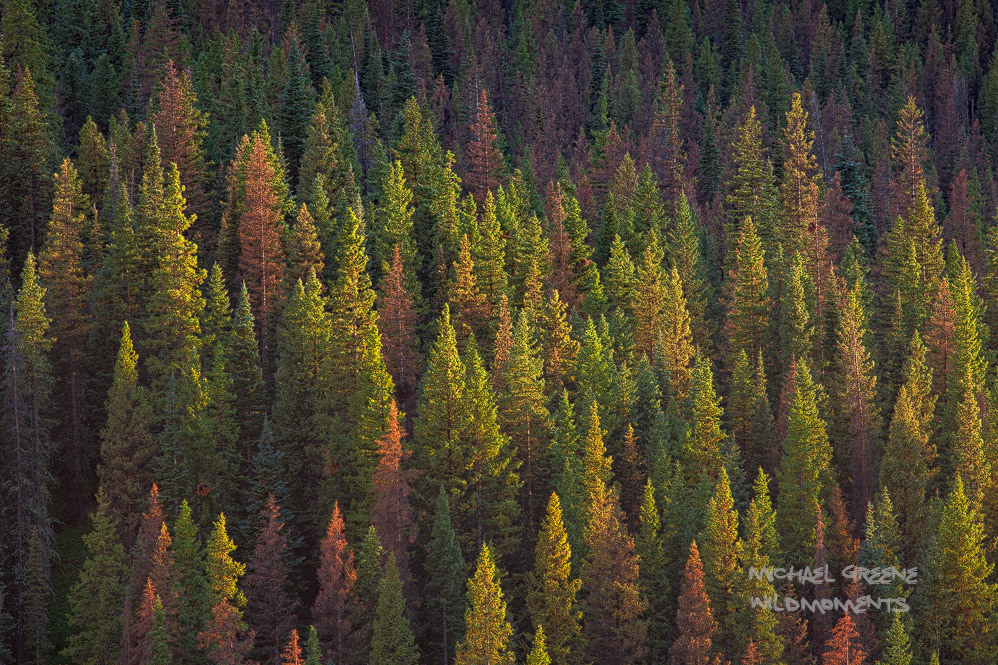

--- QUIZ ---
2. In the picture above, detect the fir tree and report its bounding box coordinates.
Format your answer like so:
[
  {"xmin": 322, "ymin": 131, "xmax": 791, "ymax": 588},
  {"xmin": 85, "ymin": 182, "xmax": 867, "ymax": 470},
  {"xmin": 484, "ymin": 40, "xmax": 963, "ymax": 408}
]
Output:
[
  {"xmin": 682, "ymin": 351, "xmax": 726, "ymax": 481},
  {"xmin": 244, "ymin": 496, "xmax": 299, "ymax": 665},
  {"xmin": 465, "ymin": 89, "xmax": 504, "ymax": 203},
  {"xmin": 698, "ymin": 468, "xmax": 742, "ymax": 659},
  {"xmin": 423, "ymin": 488, "xmax": 467, "ymax": 665},
  {"xmin": 98, "ymin": 322, "xmax": 155, "ymax": 545},
  {"xmin": 286, "ymin": 204, "xmax": 325, "ymax": 291},
  {"xmin": 312, "ymin": 503, "xmax": 355, "ymax": 665},
  {"xmin": 636, "ymin": 480, "xmax": 671, "ymax": 663},
  {"xmin": 371, "ymin": 399, "xmax": 416, "ymax": 587},
  {"xmin": 725, "ymin": 216, "xmax": 770, "ymax": 368},
  {"xmin": 527, "ymin": 493, "xmax": 583, "ymax": 665},
  {"xmin": 62, "ymin": 497, "xmax": 127, "ymax": 665},
  {"xmin": 725, "ymin": 106, "xmax": 775, "ymax": 256},
  {"xmin": 776, "ymin": 358, "xmax": 833, "ymax": 562},
  {"xmin": 153, "ymin": 61, "xmax": 208, "ymax": 219},
  {"xmin": 528, "ymin": 625, "xmax": 552, "ymax": 665},
  {"xmin": 455, "ymin": 544, "xmax": 515, "ymax": 665},
  {"xmin": 369, "ymin": 554, "xmax": 418, "ymax": 665},
  {"xmin": 669, "ymin": 540, "xmax": 719, "ymax": 665},
  {"xmin": 876, "ymin": 613, "xmax": 912, "ymax": 665},
  {"xmin": 779, "ymin": 92, "xmax": 821, "ymax": 264}
]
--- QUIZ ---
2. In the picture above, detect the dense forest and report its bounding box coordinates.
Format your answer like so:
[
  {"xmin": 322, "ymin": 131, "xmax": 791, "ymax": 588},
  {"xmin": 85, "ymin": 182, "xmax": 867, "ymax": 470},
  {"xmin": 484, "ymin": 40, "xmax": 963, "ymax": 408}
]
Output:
[{"xmin": 3, "ymin": 0, "xmax": 998, "ymax": 662}]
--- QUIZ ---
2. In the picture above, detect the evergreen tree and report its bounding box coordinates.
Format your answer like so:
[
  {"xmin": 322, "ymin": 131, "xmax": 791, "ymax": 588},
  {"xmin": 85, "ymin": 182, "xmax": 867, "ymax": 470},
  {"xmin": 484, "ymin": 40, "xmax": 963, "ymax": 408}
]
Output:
[
  {"xmin": 62, "ymin": 497, "xmax": 127, "ymax": 665},
  {"xmin": 371, "ymin": 399, "xmax": 416, "ymax": 586},
  {"xmin": 369, "ymin": 554, "xmax": 418, "ymax": 665},
  {"xmin": 636, "ymin": 480, "xmax": 671, "ymax": 663},
  {"xmin": 455, "ymin": 544, "xmax": 515, "ymax": 665},
  {"xmin": 286, "ymin": 204, "xmax": 325, "ymax": 288},
  {"xmin": 528, "ymin": 625, "xmax": 552, "ymax": 665},
  {"xmin": 277, "ymin": 26, "xmax": 314, "ymax": 185},
  {"xmin": 876, "ymin": 613, "xmax": 912, "ymax": 665},
  {"xmin": 667, "ymin": 194, "xmax": 712, "ymax": 349},
  {"xmin": 776, "ymin": 358, "xmax": 833, "ymax": 562},
  {"xmin": 312, "ymin": 503, "xmax": 355, "ymax": 665},
  {"xmin": 822, "ymin": 612, "xmax": 866, "ymax": 665},
  {"xmin": 423, "ymin": 488, "xmax": 467, "ymax": 665},
  {"xmin": 682, "ymin": 351, "xmax": 726, "ymax": 481},
  {"xmin": 98, "ymin": 322, "xmax": 155, "ymax": 545},
  {"xmin": 153, "ymin": 61, "xmax": 208, "ymax": 219},
  {"xmin": 698, "ymin": 469, "xmax": 742, "ymax": 659},
  {"xmin": 725, "ymin": 216, "xmax": 770, "ymax": 368},
  {"xmin": 465, "ymin": 89, "xmax": 504, "ymax": 203},
  {"xmin": 527, "ymin": 493, "xmax": 583, "ymax": 665},
  {"xmin": 725, "ymin": 106, "xmax": 775, "ymax": 256},
  {"xmin": 670, "ymin": 540, "xmax": 719, "ymax": 665},
  {"xmin": 779, "ymin": 93, "xmax": 821, "ymax": 263}
]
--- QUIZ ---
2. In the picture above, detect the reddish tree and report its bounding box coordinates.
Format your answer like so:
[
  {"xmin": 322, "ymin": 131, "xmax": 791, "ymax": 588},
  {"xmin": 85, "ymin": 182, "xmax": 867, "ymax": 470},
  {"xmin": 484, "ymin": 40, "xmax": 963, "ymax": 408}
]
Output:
[
  {"xmin": 650, "ymin": 60, "xmax": 685, "ymax": 212},
  {"xmin": 239, "ymin": 135, "xmax": 286, "ymax": 381},
  {"xmin": 244, "ymin": 496, "xmax": 300, "ymax": 665},
  {"xmin": 616, "ymin": 425, "xmax": 644, "ymax": 531},
  {"xmin": 821, "ymin": 171, "xmax": 855, "ymax": 263},
  {"xmin": 669, "ymin": 540, "xmax": 718, "ymax": 665},
  {"xmin": 154, "ymin": 60, "xmax": 208, "ymax": 219},
  {"xmin": 378, "ymin": 245, "xmax": 420, "ymax": 406},
  {"xmin": 312, "ymin": 502, "xmax": 356, "ymax": 665},
  {"xmin": 946, "ymin": 169, "xmax": 983, "ymax": 272},
  {"xmin": 465, "ymin": 88, "xmax": 504, "ymax": 203},
  {"xmin": 741, "ymin": 640, "xmax": 763, "ymax": 665},
  {"xmin": 281, "ymin": 629, "xmax": 303, "ymax": 665},
  {"xmin": 371, "ymin": 400, "xmax": 416, "ymax": 588},
  {"xmin": 925, "ymin": 277, "xmax": 956, "ymax": 398},
  {"xmin": 889, "ymin": 96, "xmax": 930, "ymax": 220},
  {"xmin": 130, "ymin": 580, "xmax": 160, "ymax": 665},
  {"xmin": 821, "ymin": 612, "xmax": 866, "ymax": 665},
  {"xmin": 545, "ymin": 183, "xmax": 581, "ymax": 310},
  {"xmin": 200, "ymin": 600, "xmax": 255, "ymax": 665}
]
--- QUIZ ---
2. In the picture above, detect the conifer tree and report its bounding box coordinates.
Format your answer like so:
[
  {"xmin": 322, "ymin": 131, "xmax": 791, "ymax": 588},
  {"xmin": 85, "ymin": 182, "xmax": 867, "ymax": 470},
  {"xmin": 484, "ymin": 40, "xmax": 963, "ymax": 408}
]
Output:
[
  {"xmin": 632, "ymin": 230, "xmax": 665, "ymax": 360},
  {"xmin": 148, "ymin": 595, "xmax": 172, "ymax": 665},
  {"xmin": 890, "ymin": 96, "xmax": 930, "ymax": 218},
  {"xmin": 281, "ymin": 629, "xmax": 302, "ymax": 665},
  {"xmin": 636, "ymin": 480, "xmax": 671, "ymax": 663},
  {"xmin": 373, "ymin": 160, "xmax": 417, "ymax": 286},
  {"xmin": 153, "ymin": 61, "xmax": 208, "ymax": 219},
  {"xmin": 528, "ymin": 625, "xmax": 552, "ymax": 665},
  {"xmin": 450, "ymin": 234, "xmax": 489, "ymax": 344},
  {"xmin": 465, "ymin": 89, "xmax": 503, "ymax": 203},
  {"xmin": 370, "ymin": 554, "xmax": 418, "ymax": 665},
  {"xmin": 143, "ymin": 163, "xmax": 206, "ymax": 397},
  {"xmin": 304, "ymin": 626, "xmax": 321, "ymax": 665},
  {"xmin": 682, "ymin": 351, "xmax": 726, "ymax": 481},
  {"xmin": 725, "ymin": 216, "xmax": 770, "ymax": 367},
  {"xmin": 698, "ymin": 468, "xmax": 742, "ymax": 659},
  {"xmin": 98, "ymin": 322, "xmax": 156, "ymax": 545},
  {"xmin": 312, "ymin": 503, "xmax": 355, "ymax": 665},
  {"xmin": 527, "ymin": 493, "xmax": 583, "ymax": 665},
  {"xmin": 831, "ymin": 279, "xmax": 882, "ymax": 520},
  {"xmin": 244, "ymin": 496, "xmax": 298, "ymax": 665},
  {"xmin": 455, "ymin": 544, "xmax": 514, "ymax": 665},
  {"xmin": 62, "ymin": 497, "xmax": 127, "ymax": 665},
  {"xmin": 423, "ymin": 488, "xmax": 467, "ymax": 665},
  {"xmin": 286, "ymin": 204, "xmax": 325, "ymax": 290},
  {"xmin": 378, "ymin": 245, "xmax": 420, "ymax": 401},
  {"xmin": 876, "ymin": 613, "xmax": 912, "ymax": 665},
  {"xmin": 667, "ymin": 194, "xmax": 712, "ymax": 349},
  {"xmin": 172, "ymin": 499, "xmax": 211, "ymax": 663},
  {"xmin": 916, "ymin": 476, "xmax": 995, "ymax": 662},
  {"xmin": 777, "ymin": 252, "xmax": 813, "ymax": 375},
  {"xmin": 726, "ymin": 106, "xmax": 775, "ymax": 257},
  {"xmin": 37, "ymin": 157, "xmax": 91, "ymax": 513},
  {"xmin": 277, "ymin": 27, "xmax": 314, "ymax": 185},
  {"xmin": 822, "ymin": 612, "xmax": 866, "ymax": 665},
  {"xmin": 670, "ymin": 540, "xmax": 719, "ymax": 665},
  {"xmin": 349, "ymin": 526, "xmax": 385, "ymax": 663},
  {"xmin": 499, "ymin": 310, "xmax": 550, "ymax": 534},
  {"xmin": 371, "ymin": 399, "xmax": 416, "ymax": 586},
  {"xmin": 776, "ymin": 358, "xmax": 833, "ymax": 561},
  {"xmin": 779, "ymin": 92, "xmax": 821, "ymax": 265}
]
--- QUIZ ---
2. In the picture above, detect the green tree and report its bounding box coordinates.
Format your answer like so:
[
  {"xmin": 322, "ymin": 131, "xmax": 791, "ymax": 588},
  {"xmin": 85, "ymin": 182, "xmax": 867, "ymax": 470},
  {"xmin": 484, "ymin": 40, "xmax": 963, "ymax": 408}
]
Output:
[
  {"xmin": 423, "ymin": 488, "xmax": 467, "ymax": 665},
  {"xmin": 62, "ymin": 497, "xmax": 127, "ymax": 665},
  {"xmin": 636, "ymin": 480, "xmax": 671, "ymax": 663},
  {"xmin": 698, "ymin": 468, "xmax": 742, "ymax": 659},
  {"xmin": 528, "ymin": 625, "xmax": 552, "ymax": 665},
  {"xmin": 527, "ymin": 493, "xmax": 583, "ymax": 665},
  {"xmin": 725, "ymin": 216, "xmax": 770, "ymax": 368},
  {"xmin": 776, "ymin": 358, "xmax": 833, "ymax": 562},
  {"xmin": 455, "ymin": 544, "xmax": 515, "ymax": 665},
  {"xmin": 370, "ymin": 554, "xmax": 418, "ymax": 665}
]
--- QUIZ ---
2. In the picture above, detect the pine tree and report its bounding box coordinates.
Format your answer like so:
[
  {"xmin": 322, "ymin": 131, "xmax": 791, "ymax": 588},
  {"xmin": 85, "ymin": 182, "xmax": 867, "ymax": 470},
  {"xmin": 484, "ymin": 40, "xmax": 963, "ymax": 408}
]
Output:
[
  {"xmin": 725, "ymin": 216, "xmax": 770, "ymax": 367},
  {"xmin": 244, "ymin": 496, "xmax": 299, "ymax": 665},
  {"xmin": 876, "ymin": 613, "xmax": 912, "ymax": 665},
  {"xmin": 632, "ymin": 230, "xmax": 665, "ymax": 360},
  {"xmin": 277, "ymin": 26, "xmax": 314, "ymax": 185},
  {"xmin": 349, "ymin": 526, "xmax": 385, "ymax": 664},
  {"xmin": 378, "ymin": 245, "xmax": 420, "ymax": 401},
  {"xmin": 304, "ymin": 626, "xmax": 321, "ymax": 665},
  {"xmin": 528, "ymin": 625, "xmax": 552, "ymax": 665},
  {"xmin": 62, "ymin": 497, "xmax": 127, "ymax": 665},
  {"xmin": 725, "ymin": 106, "xmax": 776, "ymax": 256},
  {"xmin": 636, "ymin": 480, "xmax": 671, "ymax": 663},
  {"xmin": 450, "ymin": 234, "xmax": 489, "ymax": 344},
  {"xmin": 779, "ymin": 92, "xmax": 821, "ymax": 264},
  {"xmin": 172, "ymin": 499, "xmax": 211, "ymax": 664},
  {"xmin": 455, "ymin": 544, "xmax": 515, "ymax": 665},
  {"xmin": 372, "ymin": 160, "xmax": 416, "ymax": 287},
  {"xmin": 698, "ymin": 468, "xmax": 742, "ymax": 659},
  {"xmin": 149, "ymin": 595, "xmax": 172, "ymax": 665},
  {"xmin": 670, "ymin": 540, "xmax": 719, "ymax": 665},
  {"xmin": 143, "ymin": 163, "xmax": 206, "ymax": 397},
  {"xmin": 98, "ymin": 322, "xmax": 156, "ymax": 545},
  {"xmin": 527, "ymin": 493, "xmax": 583, "ymax": 665},
  {"xmin": 312, "ymin": 503, "xmax": 355, "ymax": 665},
  {"xmin": 822, "ymin": 612, "xmax": 866, "ymax": 665},
  {"xmin": 682, "ymin": 351, "xmax": 727, "ymax": 481},
  {"xmin": 776, "ymin": 358, "xmax": 833, "ymax": 562},
  {"xmin": 371, "ymin": 399, "xmax": 416, "ymax": 586},
  {"xmin": 465, "ymin": 89, "xmax": 503, "ymax": 203},
  {"xmin": 369, "ymin": 554, "xmax": 418, "ymax": 665},
  {"xmin": 650, "ymin": 60, "xmax": 685, "ymax": 209},
  {"xmin": 916, "ymin": 477, "xmax": 995, "ymax": 663},
  {"xmin": 153, "ymin": 61, "xmax": 208, "ymax": 219},
  {"xmin": 423, "ymin": 488, "xmax": 467, "ymax": 665},
  {"xmin": 37, "ymin": 157, "xmax": 91, "ymax": 514},
  {"xmin": 286, "ymin": 204, "xmax": 325, "ymax": 289},
  {"xmin": 281, "ymin": 629, "xmax": 302, "ymax": 665},
  {"xmin": 239, "ymin": 135, "xmax": 286, "ymax": 380},
  {"xmin": 499, "ymin": 311, "xmax": 550, "ymax": 535},
  {"xmin": 667, "ymin": 194, "xmax": 712, "ymax": 349},
  {"xmin": 890, "ymin": 96, "xmax": 930, "ymax": 218}
]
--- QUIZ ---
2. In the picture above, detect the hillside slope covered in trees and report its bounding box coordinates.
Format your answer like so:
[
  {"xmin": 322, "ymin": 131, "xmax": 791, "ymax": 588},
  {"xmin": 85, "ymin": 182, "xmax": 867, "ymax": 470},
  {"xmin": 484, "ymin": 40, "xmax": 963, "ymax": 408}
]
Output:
[{"xmin": 3, "ymin": 0, "xmax": 998, "ymax": 663}]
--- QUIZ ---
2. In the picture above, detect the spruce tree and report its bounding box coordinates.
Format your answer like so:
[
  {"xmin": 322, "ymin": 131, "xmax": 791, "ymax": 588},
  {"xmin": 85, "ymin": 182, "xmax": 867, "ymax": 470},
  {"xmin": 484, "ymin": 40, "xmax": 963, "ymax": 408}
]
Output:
[
  {"xmin": 698, "ymin": 468, "xmax": 742, "ymax": 660},
  {"xmin": 669, "ymin": 540, "xmax": 719, "ymax": 665},
  {"xmin": 312, "ymin": 503, "xmax": 355, "ymax": 665},
  {"xmin": 725, "ymin": 106, "xmax": 776, "ymax": 256},
  {"xmin": 455, "ymin": 544, "xmax": 515, "ymax": 665},
  {"xmin": 682, "ymin": 351, "xmax": 726, "ymax": 481},
  {"xmin": 369, "ymin": 554, "xmax": 418, "ymax": 665},
  {"xmin": 776, "ymin": 358, "xmax": 833, "ymax": 562},
  {"xmin": 725, "ymin": 216, "xmax": 770, "ymax": 368},
  {"xmin": 62, "ymin": 497, "xmax": 127, "ymax": 665},
  {"xmin": 244, "ymin": 496, "xmax": 298, "ymax": 665},
  {"xmin": 98, "ymin": 322, "xmax": 156, "ymax": 545},
  {"xmin": 528, "ymin": 625, "xmax": 552, "ymax": 665},
  {"xmin": 636, "ymin": 480, "xmax": 671, "ymax": 663},
  {"xmin": 423, "ymin": 488, "xmax": 467, "ymax": 665},
  {"xmin": 527, "ymin": 493, "xmax": 583, "ymax": 665}
]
